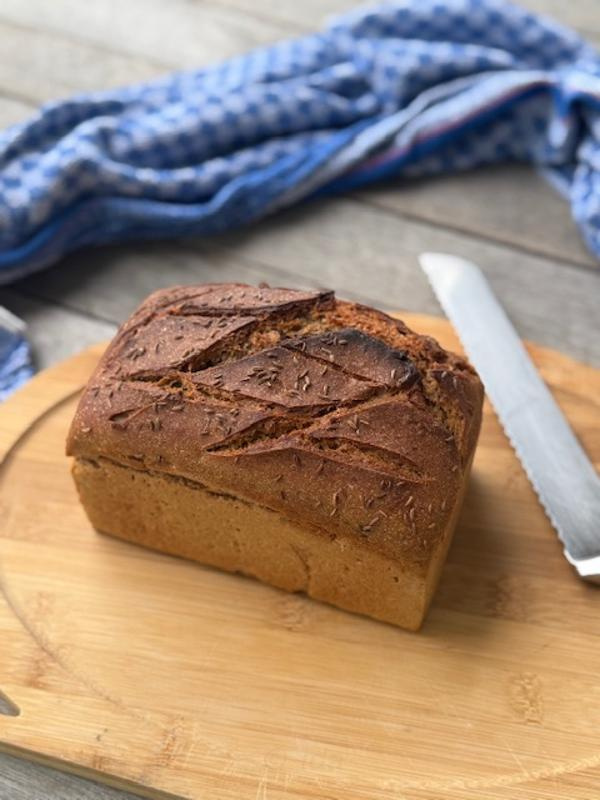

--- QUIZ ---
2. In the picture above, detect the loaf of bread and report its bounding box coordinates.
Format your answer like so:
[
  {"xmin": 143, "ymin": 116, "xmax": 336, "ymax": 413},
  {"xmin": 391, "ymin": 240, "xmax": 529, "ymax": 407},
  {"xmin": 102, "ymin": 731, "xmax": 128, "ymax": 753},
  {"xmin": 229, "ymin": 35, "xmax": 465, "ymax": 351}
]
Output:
[{"xmin": 67, "ymin": 284, "xmax": 483, "ymax": 630}]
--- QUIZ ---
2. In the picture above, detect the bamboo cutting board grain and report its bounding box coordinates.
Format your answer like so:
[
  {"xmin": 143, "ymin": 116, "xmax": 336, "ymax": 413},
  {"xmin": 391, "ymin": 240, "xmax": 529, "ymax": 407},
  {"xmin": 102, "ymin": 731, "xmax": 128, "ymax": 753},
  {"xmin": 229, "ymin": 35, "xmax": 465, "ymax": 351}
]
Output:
[{"xmin": 0, "ymin": 313, "xmax": 599, "ymax": 800}]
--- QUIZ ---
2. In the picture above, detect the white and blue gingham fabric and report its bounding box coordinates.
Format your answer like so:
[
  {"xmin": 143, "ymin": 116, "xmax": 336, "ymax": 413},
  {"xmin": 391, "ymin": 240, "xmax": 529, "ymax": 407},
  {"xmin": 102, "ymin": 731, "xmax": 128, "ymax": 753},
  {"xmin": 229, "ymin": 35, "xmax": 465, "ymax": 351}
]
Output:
[
  {"xmin": 0, "ymin": 308, "xmax": 32, "ymax": 400},
  {"xmin": 0, "ymin": 0, "xmax": 599, "ymax": 395}
]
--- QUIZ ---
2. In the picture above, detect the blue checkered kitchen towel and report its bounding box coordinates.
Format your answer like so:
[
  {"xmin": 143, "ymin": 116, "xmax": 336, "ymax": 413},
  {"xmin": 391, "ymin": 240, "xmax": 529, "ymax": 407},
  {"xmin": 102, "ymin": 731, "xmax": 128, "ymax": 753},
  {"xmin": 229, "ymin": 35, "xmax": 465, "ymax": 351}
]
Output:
[{"xmin": 1, "ymin": 0, "xmax": 600, "ymax": 397}]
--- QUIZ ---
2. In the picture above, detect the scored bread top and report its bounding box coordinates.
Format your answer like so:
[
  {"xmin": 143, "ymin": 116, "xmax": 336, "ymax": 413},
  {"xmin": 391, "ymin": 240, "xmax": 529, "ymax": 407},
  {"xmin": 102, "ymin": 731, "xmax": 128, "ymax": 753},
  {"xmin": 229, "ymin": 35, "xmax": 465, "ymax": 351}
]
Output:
[{"xmin": 67, "ymin": 284, "xmax": 483, "ymax": 572}]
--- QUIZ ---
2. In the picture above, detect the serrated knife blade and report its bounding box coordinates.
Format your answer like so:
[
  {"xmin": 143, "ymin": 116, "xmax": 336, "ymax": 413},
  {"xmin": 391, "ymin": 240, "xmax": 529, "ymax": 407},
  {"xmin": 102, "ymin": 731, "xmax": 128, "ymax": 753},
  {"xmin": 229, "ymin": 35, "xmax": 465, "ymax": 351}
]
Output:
[{"xmin": 419, "ymin": 252, "xmax": 600, "ymax": 583}]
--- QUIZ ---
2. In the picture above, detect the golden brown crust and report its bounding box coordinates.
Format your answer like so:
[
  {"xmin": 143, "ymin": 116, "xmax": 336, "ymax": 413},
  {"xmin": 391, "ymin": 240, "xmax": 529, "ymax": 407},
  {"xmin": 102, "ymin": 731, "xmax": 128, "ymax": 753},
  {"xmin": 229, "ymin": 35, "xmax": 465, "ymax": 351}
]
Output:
[
  {"xmin": 72, "ymin": 457, "xmax": 428, "ymax": 629},
  {"xmin": 67, "ymin": 283, "xmax": 483, "ymax": 572}
]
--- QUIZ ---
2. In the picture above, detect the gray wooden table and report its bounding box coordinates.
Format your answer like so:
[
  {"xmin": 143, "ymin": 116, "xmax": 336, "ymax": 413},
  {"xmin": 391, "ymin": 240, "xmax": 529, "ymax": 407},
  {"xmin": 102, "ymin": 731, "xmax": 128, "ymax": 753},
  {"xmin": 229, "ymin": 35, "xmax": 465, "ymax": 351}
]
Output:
[{"xmin": 1, "ymin": 1, "xmax": 599, "ymax": 798}]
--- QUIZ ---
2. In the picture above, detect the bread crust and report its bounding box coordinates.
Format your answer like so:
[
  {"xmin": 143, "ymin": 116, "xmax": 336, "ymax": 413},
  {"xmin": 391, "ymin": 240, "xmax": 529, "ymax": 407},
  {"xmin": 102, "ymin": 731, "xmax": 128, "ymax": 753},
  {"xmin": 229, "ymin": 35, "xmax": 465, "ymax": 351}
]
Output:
[{"xmin": 67, "ymin": 284, "xmax": 483, "ymax": 623}]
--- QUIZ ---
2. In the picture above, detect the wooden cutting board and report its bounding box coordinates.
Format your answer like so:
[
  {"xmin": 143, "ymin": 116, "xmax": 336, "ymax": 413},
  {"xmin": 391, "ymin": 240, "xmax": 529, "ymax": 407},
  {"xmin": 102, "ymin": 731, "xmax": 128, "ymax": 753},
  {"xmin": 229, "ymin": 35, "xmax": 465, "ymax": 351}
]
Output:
[{"xmin": 1, "ymin": 313, "xmax": 599, "ymax": 800}]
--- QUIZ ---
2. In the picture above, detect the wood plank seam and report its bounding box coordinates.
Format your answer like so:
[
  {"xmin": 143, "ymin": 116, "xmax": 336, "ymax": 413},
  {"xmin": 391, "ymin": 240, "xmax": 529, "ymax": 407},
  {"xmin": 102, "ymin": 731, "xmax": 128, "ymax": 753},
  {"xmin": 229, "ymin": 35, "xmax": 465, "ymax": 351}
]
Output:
[
  {"xmin": 11, "ymin": 287, "xmax": 120, "ymax": 328},
  {"xmin": 0, "ymin": 14, "xmax": 174, "ymax": 73},
  {"xmin": 11, "ymin": 246, "xmax": 394, "ymax": 326},
  {"xmin": 350, "ymin": 193, "xmax": 599, "ymax": 273},
  {"xmin": 1, "ymin": 320, "xmax": 599, "ymax": 800},
  {"xmin": 347, "ymin": 194, "xmax": 600, "ymax": 275},
  {"xmin": 200, "ymin": 0, "xmax": 600, "ymax": 41},
  {"xmin": 0, "ymin": 87, "xmax": 39, "ymax": 109},
  {"xmin": 0, "ymin": 11, "xmax": 597, "ymax": 274},
  {"xmin": 194, "ymin": 0, "xmax": 307, "ymax": 34}
]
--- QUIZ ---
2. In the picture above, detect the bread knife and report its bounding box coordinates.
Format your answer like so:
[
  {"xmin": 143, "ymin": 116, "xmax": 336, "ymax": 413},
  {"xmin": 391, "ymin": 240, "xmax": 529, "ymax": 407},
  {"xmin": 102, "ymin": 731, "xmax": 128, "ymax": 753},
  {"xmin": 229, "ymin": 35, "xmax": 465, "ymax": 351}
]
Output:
[{"xmin": 419, "ymin": 252, "xmax": 600, "ymax": 583}]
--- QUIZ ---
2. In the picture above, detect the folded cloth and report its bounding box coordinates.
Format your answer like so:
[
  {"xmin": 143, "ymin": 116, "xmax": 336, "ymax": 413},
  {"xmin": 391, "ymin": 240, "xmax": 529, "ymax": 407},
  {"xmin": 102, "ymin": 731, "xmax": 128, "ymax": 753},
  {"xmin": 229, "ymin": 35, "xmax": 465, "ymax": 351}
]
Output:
[
  {"xmin": 0, "ymin": 0, "xmax": 599, "ymax": 283},
  {"xmin": 0, "ymin": 307, "xmax": 33, "ymax": 400},
  {"xmin": 0, "ymin": 0, "xmax": 599, "ymax": 397}
]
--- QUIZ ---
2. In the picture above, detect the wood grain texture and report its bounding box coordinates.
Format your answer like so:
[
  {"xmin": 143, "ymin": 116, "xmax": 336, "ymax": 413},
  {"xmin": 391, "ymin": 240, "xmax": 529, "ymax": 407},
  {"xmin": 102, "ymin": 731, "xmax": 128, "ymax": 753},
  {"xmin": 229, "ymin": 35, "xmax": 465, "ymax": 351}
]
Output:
[
  {"xmin": 15, "ymin": 195, "xmax": 600, "ymax": 366},
  {"xmin": 0, "ymin": 315, "xmax": 599, "ymax": 800},
  {"xmin": 5, "ymin": 0, "xmax": 596, "ymax": 49},
  {"xmin": 0, "ymin": 752, "xmax": 142, "ymax": 800},
  {"xmin": 0, "ymin": 1, "xmax": 598, "ymax": 271},
  {"xmin": 0, "ymin": 20, "xmax": 163, "ymax": 104},
  {"xmin": 0, "ymin": 1, "xmax": 287, "ymax": 72},
  {"xmin": 3, "ymin": 0, "xmax": 598, "ymax": 364},
  {"xmin": 0, "ymin": 289, "xmax": 116, "ymax": 369},
  {"xmin": 0, "ymin": 95, "xmax": 34, "ymax": 127},
  {"xmin": 206, "ymin": 0, "xmax": 600, "ymax": 38},
  {"xmin": 12, "ymin": 189, "xmax": 599, "ymax": 370},
  {"xmin": 202, "ymin": 199, "xmax": 600, "ymax": 362},
  {"xmin": 1, "ymin": 1, "xmax": 599, "ymax": 797},
  {"xmin": 357, "ymin": 166, "xmax": 596, "ymax": 269}
]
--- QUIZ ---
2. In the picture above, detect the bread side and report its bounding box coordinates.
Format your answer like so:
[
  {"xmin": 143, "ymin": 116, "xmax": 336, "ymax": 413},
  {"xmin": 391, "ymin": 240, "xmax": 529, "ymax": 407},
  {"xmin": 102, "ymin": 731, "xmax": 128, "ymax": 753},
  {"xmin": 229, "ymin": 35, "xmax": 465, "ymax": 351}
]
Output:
[
  {"xmin": 67, "ymin": 283, "xmax": 484, "ymax": 623},
  {"xmin": 72, "ymin": 457, "xmax": 428, "ymax": 629}
]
